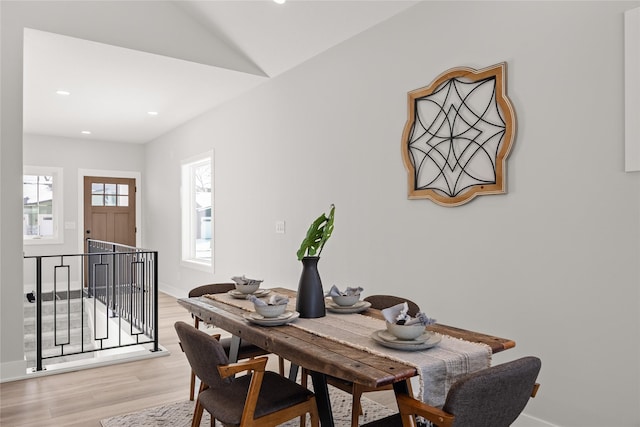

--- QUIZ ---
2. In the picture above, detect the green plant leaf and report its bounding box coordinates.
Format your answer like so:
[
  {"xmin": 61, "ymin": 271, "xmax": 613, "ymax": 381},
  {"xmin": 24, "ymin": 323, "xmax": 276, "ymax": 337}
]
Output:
[
  {"xmin": 317, "ymin": 204, "xmax": 335, "ymax": 257},
  {"xmin": 297, "ymin": 204, "xmax": 335, "ymax": 260}
]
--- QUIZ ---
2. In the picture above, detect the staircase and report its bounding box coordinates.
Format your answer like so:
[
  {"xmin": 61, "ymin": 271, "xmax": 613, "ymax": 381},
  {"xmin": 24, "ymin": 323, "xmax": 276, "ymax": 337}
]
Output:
[
  {"xmin": 23, "ymin": 244, "xmax": 160, "ymax": 373},
  {"xmin": 23, "ymin": 294, "xmax": 97, "ymax": 370}
]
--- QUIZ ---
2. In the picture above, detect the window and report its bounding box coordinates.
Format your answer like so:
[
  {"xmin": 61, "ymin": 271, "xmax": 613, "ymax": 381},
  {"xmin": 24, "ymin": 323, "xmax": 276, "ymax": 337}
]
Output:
[
  {"xmin": 91, "ymin": 182, "xmax": 129, "ymax": 207},
  {"xmin": 23, "ymin": 166, "xmax": 63, "ymax": 244},
  {"xmin": 181, "ymin": 152, "xmax": 213, "ymax": 270}
]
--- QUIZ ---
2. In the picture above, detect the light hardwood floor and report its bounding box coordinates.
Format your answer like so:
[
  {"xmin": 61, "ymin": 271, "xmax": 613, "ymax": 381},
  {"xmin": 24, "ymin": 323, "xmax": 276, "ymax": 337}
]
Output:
[
  {"xmin": 1, "ymin": 292, "xmax": 196, "ymax": 426},
  {"xmin": 0, "ymin": 292, "xmax": 396, "ymax": 427}
]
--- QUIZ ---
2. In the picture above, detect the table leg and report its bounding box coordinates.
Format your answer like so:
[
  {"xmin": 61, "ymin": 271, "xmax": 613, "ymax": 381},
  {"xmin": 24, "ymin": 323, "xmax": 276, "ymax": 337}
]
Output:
[
  {"xmin": 393, "ymin": 380, "xmax": 418, "ymax": 427},
  {"xmin": 392, "ymin": 379, "xmax": 410, "ymax": 395},
  {"xmin": 289, "ymin": 363, "xmax": 299, "ymax": 382},
  {"xmin": 310, "ymin": 370, "xmax": 334, "ymax": 427}
]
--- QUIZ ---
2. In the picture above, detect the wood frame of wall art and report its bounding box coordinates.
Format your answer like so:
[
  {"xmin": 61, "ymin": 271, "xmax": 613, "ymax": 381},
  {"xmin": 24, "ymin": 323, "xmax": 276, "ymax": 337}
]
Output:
[{"xmin": 401, "ymin": 62, "xmax": 516, "ymax": 207}]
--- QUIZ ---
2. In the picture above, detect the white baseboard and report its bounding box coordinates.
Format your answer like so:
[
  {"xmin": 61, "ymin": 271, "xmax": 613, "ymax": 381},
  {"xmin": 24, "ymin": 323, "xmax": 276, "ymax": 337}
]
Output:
[
  {"xmin": 0, "ymin": 359, "xmax": 27, "ymax": 383},
  {"xmin": 513, "ymin": 412, "xmax": 560, "ymax": 427},
  {"xmin": 158, "ymin": 282, "xmax": 185, "ymax": 299},
  {"xmin": 1, "ymin": 345, "xmax": 170, "ymax": 382}
]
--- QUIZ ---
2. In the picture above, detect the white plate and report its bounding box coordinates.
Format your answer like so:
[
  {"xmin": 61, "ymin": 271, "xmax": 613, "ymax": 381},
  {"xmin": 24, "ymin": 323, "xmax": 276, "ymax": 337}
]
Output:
[
  {"xmin": 248, "ymin": 311, "xmax": 293, "ymax": 321},
  {"xmin": 370, "ymin": 330, "xmax": 441, "ymax": 351},
  {"xmin": 243, "ymin": 311, "xmax": 300, "ymax": 326},
  {"xmin": 325, "ymin": 300, "xmax": 371, "ymax": 314},
  {"xmin": 377, "ymin": 329, "xmax": 431, "ymax": 344},
  {"xmin": 228, "ymin": 289, "xmax": 271, "ymax": 299}
]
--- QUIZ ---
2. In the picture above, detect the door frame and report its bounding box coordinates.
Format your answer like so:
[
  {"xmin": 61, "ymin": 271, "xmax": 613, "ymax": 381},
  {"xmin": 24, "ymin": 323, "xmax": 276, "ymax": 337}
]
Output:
[{"xmin": 77, "ymin": 169, "xmax": 142, "ymax": 253}]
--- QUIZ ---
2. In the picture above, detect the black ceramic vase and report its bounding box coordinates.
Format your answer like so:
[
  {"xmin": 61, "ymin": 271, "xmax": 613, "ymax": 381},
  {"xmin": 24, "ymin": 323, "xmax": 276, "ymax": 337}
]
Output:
[{"xmin": 296, "ymin": 256, "xmax": 326, "ymax": 318}]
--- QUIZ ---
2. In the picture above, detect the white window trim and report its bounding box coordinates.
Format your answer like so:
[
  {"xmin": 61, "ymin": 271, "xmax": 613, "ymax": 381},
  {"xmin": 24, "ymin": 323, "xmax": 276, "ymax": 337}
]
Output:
[
  {"xmin": 181, "ymin": 151, "xmax": 214, "ymax": 272},
  {"xmin": 23, "ymin": 165, "xmax": 63, "ymax": 245}
]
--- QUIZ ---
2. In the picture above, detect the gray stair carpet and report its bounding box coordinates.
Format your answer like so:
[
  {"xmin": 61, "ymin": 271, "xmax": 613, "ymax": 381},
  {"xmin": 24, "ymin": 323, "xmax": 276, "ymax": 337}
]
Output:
[{"xmin": 23, "ymin": 297, "xmax": 97, "ymax": 368}]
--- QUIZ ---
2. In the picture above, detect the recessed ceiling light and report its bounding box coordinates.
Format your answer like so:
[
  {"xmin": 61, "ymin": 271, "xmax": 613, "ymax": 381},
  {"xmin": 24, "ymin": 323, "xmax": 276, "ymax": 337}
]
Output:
[
  {"xmin": 81, "ymin": 131, "xmax": 91, "ymax": 135},
  {"xmin": 147, "ymin": 111, "xmax": 159, "ymax": 116},
  {"xmin": 56, "ymin": 90, "xmax": 71, "ymax": 96},
  {"xmin": 274, "ymin": 0, "xmax": 286, "ymax": 4}
]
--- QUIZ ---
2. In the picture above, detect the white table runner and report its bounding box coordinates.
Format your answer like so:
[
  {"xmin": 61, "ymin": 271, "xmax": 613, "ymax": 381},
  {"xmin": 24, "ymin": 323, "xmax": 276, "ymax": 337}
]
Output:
[{"xmin": 204, "ymin": 292, "xmax": 491, "ymax": 407}]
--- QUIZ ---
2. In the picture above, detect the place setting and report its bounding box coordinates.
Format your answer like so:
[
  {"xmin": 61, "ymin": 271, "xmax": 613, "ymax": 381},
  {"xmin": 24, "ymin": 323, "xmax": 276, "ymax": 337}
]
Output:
[
  {"xmin": 324, "ymin": 285, "xmax": 371, "ymax": 313},
  {"xmin": 228, "ymin": 275, "xmax": 271, "ymax": 299},
  {"xmin": 370, "ymin": 302, "xmax": 441, "ymax": 351},
  {"xmin": 244, "ymin": 293, "xmax": 299, "ymax": 326}
]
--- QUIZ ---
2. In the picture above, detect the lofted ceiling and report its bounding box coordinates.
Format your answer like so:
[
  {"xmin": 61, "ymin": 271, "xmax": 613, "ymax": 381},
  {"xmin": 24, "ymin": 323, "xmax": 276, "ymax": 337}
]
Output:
[{"xmin": 23, "ymin": 0, "xmax": 417, "ymax": 144}]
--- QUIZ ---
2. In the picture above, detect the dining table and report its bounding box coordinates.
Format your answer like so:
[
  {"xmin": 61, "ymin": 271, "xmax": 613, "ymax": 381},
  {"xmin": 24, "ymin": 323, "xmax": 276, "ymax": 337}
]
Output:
[{"xmin": 177, "ymin": 287, "xmax": 515, "ymax": 427}]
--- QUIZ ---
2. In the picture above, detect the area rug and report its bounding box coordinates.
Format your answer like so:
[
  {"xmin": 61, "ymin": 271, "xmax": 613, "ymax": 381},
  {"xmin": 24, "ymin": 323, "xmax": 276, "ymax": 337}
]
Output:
[{"xmin": 100, "ymin": 385, "xmax": 396, "ymax": 427}]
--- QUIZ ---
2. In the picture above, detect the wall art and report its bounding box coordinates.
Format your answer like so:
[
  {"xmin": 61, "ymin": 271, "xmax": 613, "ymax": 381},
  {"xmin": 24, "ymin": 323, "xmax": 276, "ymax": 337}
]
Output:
[{"xmin": 401, "ymin": 63, "xmax": 516, "ymax": 206}]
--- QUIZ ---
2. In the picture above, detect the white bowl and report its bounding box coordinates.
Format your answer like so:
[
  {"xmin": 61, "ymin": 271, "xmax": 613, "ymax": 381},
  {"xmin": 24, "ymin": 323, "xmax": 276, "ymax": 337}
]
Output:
[
  {"xmin": 235, "ymin": 282, "xmax": 261, "ymax": 294},
  {"xmin": 331, "ymin": 294, "xmax": 360, "ymax": 307},
  {"xmin": 254, "ymin": 303, "xmax": 287, "ymax": 318},
  {"xmin": 386, "ymin": 321, "xmax": 426, "ymax": 340}
]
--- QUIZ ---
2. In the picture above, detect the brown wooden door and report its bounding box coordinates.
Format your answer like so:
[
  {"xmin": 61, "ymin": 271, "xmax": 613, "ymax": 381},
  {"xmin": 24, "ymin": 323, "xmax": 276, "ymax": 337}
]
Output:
[{"xmin": 84, "ymin": 176, "xmax": 136, "ymax": 248}]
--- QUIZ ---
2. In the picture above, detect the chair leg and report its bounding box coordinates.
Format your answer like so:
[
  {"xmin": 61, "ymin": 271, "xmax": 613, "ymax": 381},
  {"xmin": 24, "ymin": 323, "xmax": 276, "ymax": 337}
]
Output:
[
  {"xmin": 191, "ymin": 316, "xmax": 200, "ymax": 402},
  {"xmin": 189, "ymin": 369, "xmax": 196, "ymax": 401},
  {"xmin": 192, "ymin": 399, "xmax": 204, "ymax": 427},
  {"xmin": 192, "ymin": 382, "xmax": 206, "ymax": 427},
  {"xmin": 351, "ymin": 385, "xmax": 364, "ymax": 427},
  {"xmin": 309, "ymin": 398, "xmax": 320, "ymax": 427}
]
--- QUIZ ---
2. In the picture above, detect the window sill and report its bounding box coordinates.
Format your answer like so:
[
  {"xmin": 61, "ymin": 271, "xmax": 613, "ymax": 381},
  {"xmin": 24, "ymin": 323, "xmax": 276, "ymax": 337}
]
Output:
[
  {"xmin": 24, "ymin": 237, "xmax": 64, "ymax": 245},
  {"xmin": 181, "ymin": 259, "xmax": 213, "ymax": 273}
]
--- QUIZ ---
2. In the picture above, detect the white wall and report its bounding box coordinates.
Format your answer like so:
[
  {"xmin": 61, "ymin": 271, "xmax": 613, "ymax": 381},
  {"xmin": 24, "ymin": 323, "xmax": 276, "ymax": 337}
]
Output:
[
  {"xmin": 626, "ymin": 7, "xmax": 640, "ymax": 171},
  {"xmin": 144, "ymin": 2, "xmax": 640, "ymax": 426},
  {"xmin": 21, "ymin": 134, "xmax": 145, "ymax": 297},
  {"xmin": 22, "ymin": 134, "xmax": 146, "ymax": 257},
  {"xmin": 0, "ymin": 0, "xmax": 26, "ymax": 378},
  {"xmin": 0, "ymin": 0, "xmax": 258, "ymax": 381},
  {"xmin": 2, "ymin": 1, "xmax": 639, "ymax": 426}
]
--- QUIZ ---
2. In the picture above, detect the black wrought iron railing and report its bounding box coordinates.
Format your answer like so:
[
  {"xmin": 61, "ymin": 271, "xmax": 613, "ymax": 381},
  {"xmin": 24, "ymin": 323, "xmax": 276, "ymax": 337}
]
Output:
[{"xmin": 23, "ymin": 239, "xmax": 159, "ymax": 372}]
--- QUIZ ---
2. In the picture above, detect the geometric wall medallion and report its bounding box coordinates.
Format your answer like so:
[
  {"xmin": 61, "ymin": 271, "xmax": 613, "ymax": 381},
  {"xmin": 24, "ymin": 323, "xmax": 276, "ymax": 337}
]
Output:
[{"xmin": 401, "ymin": 63, "xmax": 516, "ymax": 206}]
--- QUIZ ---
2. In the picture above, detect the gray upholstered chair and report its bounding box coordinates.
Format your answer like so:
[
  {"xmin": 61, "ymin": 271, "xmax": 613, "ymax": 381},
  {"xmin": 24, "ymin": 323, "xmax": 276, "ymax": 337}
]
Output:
[
  {"xmin": 186, "ymin": 283, "xmax": 284, "ymax": 401},
  {"xmin": 362, "ymin": 356, "xmax": 541, "ymax": 427},
  {"xmin": 302, "ymin": 294, "xmax": 420, "ymax": 427},
  {"xmin": 175, "ymin": 321, "xmax": 319, "ymax": 427}
]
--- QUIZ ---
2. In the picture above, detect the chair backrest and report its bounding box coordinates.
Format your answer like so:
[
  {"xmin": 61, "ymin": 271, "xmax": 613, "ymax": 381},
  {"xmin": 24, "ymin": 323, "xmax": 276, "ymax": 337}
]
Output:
[
  {"xmin": 363, "ymin": 295, "xmax": 420, "ymax": 317},
  {"xmin": 443, "ymin": 356, "xmax": 541, "ymax": 427},
  {"xmin": 189, "ymin": 283, "xmax": 236, "ymax": 298},
  {"xmin": 175, "ymin": 321, "xmax": 231, "ymax": 389}
]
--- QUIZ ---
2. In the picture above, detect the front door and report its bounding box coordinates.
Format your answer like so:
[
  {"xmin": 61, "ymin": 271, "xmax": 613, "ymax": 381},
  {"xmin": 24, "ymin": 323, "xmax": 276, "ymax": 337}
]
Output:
[{"xmin": 84, "ymin": 176, "xmax": 136, "ymax": 248}]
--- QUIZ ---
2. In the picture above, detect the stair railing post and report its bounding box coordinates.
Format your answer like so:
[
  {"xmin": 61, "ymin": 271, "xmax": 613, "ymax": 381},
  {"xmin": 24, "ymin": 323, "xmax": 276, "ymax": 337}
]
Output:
[
  {"xmin": 153, "ymin": 251, "xmax": 159, "ymax": 352},
  {"xmin": 35, "ymin": 256, "xmax": 43, "ymax": 372},
  {"xmin": 111, "ymin": 243, "xmax": 117, "ymax": 316}
]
